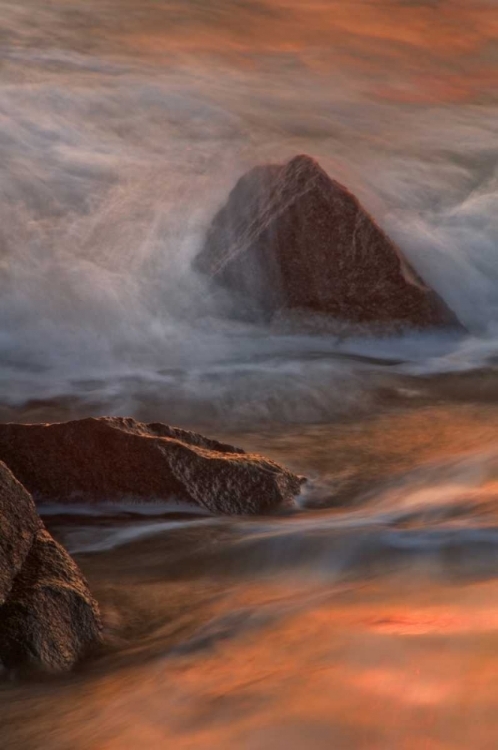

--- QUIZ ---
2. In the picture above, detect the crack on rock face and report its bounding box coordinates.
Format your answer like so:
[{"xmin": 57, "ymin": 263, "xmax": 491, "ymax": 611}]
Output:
[{"xmin": 195, "ymin": 154, "xmax": 463, "ymax": 333}]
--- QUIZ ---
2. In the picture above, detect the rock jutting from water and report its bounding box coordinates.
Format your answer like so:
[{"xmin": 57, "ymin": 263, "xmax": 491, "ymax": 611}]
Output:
[
  {"xmin": 0, "ymin": 461, "xmax": 102, "ymax": 673},
  {"xmin": 0, "ymin": 460, "xmax": 40, "ymax": 606},
  {"xmin": 195, "ymin": 154, "xmax": 462, "ymax": 332},
  {"xmin": 0, "ymin": 417, "xmax": 303, "ymax": 514}
]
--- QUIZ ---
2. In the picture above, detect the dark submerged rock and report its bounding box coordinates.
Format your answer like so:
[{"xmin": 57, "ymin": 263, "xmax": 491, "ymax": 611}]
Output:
[
  {"xmin": 195, "ymin": 154, "xmax": 462, "ymax": 332},
  {"xmin": 0, "ymin": 461, "xmax": 102, "ymax": 673},
  {"xmin": 0, "ymin": 417, "xmax": 303, "ymax": 514}
]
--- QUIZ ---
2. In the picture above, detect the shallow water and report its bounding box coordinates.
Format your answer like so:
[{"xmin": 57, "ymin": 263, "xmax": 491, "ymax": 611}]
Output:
[
  {"xmin": 2, "ymin": 403, "xmax": 498, "ymax": 748},
  {"xmin": 1, "ymin": 0, "xmax": 498, "ymax": 747}
]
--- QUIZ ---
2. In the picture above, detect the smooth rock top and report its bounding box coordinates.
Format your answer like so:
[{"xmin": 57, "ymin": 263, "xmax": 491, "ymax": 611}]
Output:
[
  {"xmin": 0, "ymin": 417, "xmax": 303, "ymax": 514},
  {"xmin": 196, "ymin": 154, "xmax": 462, "ymax": 331}
]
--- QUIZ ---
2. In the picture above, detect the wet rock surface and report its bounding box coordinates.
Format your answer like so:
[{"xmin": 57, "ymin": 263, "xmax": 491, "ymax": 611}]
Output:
[
  {"xmin": 196, "ymin": 154, "xmax": 462, "ymax": 332},
  {"xmin": 0, "ymin": 461, "xmax": 40, "ymax": 606},
  {"xmin": 0, "ymin": 461, "xmax": 102, "ymax": 673},
  {"xmin": 0, "ymin": 417, "xmax": 303, "ymax": 514},
  {"xmin": 0, "ymin": 527, "xmax": 102, "ymax": 674}
]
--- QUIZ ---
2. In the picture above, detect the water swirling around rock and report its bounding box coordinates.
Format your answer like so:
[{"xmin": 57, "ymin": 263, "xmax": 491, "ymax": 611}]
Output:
[{"xmin": 1, "ymin": 0, "xmax": 498, "ymax": 747}]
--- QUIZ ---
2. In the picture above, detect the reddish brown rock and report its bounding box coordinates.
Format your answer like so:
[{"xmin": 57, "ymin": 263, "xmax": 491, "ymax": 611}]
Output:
[
  {"xmin": 0, "ymin": 461, "xmax": 102, "ymax": 673},
  {"xmin": 0, "ymin": 527, "xmax": 102, "ymax": 673},
  {"xmin": 0, "ymin": 417, "xmax": 303, "ymax": 514},
  {"xmin": 196, "ymin": 155, "xmax": 462, "ymax": 331},
  {"xmin": 0, "ymin": 461, "xmax": 40, "ymax": 606}
]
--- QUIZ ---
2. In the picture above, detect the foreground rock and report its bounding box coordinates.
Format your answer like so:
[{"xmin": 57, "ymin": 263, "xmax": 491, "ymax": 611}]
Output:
[
  {"xmin": 0, "ymin": 461, "xmax": 102, "ymax": 673},
  {"xmin": 0, "ymin": 528, "xmax": 102, "ymax": 673},
  {"xmin": 0, "ymin": 462, "xmax": 39, "ymax": 606},
  {"xmin": 0, "ymin": 417, "xmax": 303, "ymax": 514},
  {"xmin": 196, "ymin": 154, "xmax": 462, "ymax": 332}
]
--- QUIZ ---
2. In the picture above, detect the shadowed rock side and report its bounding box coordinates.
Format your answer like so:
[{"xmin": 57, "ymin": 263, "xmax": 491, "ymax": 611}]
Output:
[
  {"xmin": 0, "ymin": 418, "xmax": 303, "ymax": 514},
  {"xmin": 0, "ymin": 462, "xmax": 102, "ymax": 673},
  {"xmin": 0, "ymin": 462, "xmax": 39, "ymax": 606},
  {"xmin": 195, "ymin": 155, "xmax": 462, "ymax": 331},
  {"xmin": 0, "ymin": 528, "xmax": 102, "ymax": 674}
]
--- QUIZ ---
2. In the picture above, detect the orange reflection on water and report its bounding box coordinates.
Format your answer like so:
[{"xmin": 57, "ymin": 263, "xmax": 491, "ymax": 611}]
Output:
[
  {"xmin": 119, "ymin": 0, "xmax": 498, "ymax": 104},
  {"xmin": 67, "ymin": 577, "xmax": 498, "ymax": 749}
]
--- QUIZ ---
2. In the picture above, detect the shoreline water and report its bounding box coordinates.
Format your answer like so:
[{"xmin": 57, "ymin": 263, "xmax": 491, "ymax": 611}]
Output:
[{"xmin": 1, "ymin": 0, "xmax": 497, "ymax": 745}]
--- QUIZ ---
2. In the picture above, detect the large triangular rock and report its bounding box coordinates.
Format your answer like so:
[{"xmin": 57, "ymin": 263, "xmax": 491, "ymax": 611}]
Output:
[{"xmin": 196, "ymin": 155, "xmax": 462, "ymax": 331}]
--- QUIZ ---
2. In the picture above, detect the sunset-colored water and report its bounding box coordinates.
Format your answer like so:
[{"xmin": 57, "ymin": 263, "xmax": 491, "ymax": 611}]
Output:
[{"xmin": 1, "ymin": 0, "xmax": 498, "ymax": 747}]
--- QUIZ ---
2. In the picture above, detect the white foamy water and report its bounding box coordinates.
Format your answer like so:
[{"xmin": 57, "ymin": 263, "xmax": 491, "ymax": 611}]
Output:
[
  {"xmin": 1, "ymin": 5, "xmax": 498, "ymax": 748},
  {"xmin": 0, "ymin": 0, "xmax": 497, "ymax": 425}
]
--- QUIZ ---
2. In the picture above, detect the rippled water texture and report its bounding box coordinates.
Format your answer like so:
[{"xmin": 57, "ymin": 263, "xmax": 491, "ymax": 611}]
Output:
[{"xmin": 1, "ymin": 1, "xmax": 498, "ymax": 748}]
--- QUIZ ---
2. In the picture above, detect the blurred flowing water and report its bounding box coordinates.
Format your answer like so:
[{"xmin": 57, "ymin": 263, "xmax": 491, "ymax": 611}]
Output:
[{"xmin": 1, "ymin": 1, "xmax": 498, "ymax": 747}]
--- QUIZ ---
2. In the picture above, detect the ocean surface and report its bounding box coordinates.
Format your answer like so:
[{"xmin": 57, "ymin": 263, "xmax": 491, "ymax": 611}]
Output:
[{"xmin": 1, "ymin": 1, "xmax": 497, "ymax": 747}]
